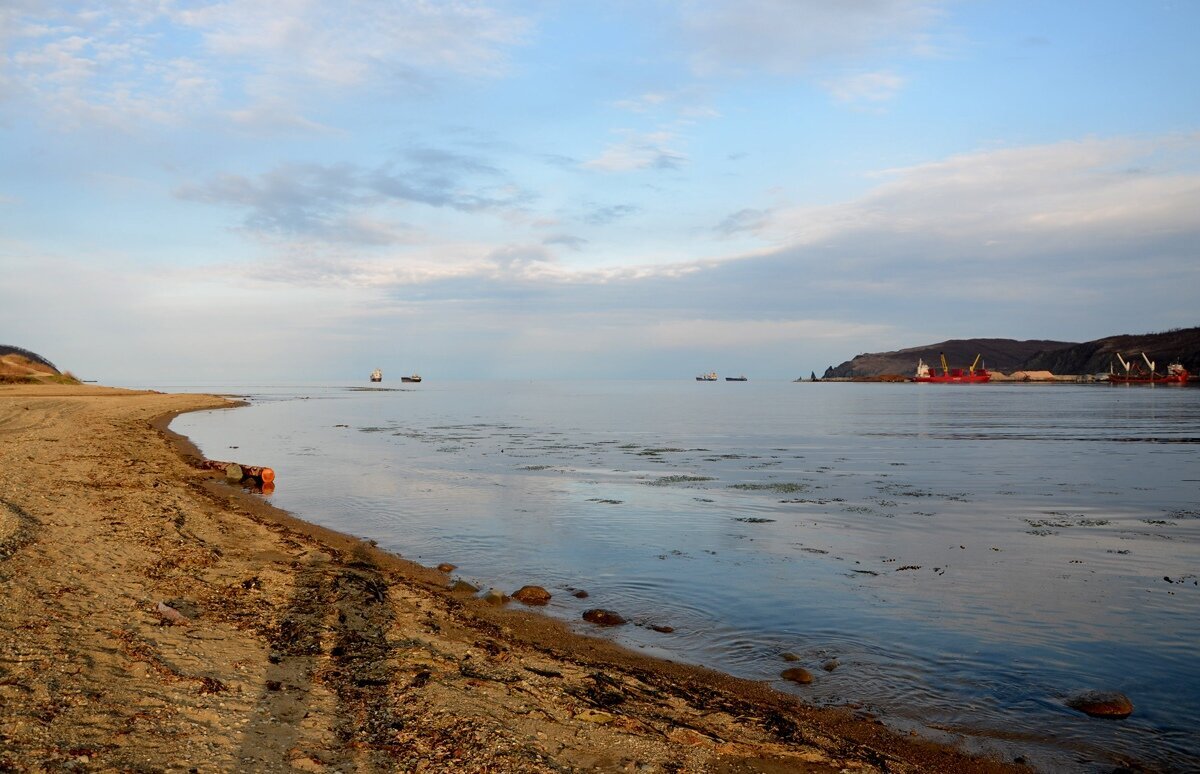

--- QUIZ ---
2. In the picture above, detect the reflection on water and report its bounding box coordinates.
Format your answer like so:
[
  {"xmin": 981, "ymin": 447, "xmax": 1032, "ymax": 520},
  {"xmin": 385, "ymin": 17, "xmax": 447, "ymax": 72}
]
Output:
[{"xmin": 170, "ymin": 381, "xmax": 1200, "ymax": 772}]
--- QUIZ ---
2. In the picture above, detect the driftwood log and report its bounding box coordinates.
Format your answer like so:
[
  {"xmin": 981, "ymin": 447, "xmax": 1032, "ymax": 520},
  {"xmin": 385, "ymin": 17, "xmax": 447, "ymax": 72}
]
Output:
[{"xmin": 199, "ymin": 459, "xmax": 275, "ymax": 485}]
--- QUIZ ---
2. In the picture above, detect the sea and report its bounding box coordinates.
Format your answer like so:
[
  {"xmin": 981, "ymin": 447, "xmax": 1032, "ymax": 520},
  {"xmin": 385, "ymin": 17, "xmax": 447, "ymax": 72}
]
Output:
[{"xmin": 155, "ymin": 379, "xmax": 1199, "ymax": 772}]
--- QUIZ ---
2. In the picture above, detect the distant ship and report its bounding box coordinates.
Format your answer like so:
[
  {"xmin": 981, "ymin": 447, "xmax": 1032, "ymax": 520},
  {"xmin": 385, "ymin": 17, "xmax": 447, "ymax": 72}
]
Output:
[
  {"xmin": 401, "ymin": 374, "xmax": 422, "ymax": 383},
  {"xmin": 913, "ymin": 354, "xmax": 991, "ymax": 383},
  {"xmin": 696, "ymin": 371, "xmax": 718, "ymax": 381},
  {"xmin": 725, "ymin": 375, "xmax": 748, "ymax": 382},
  {"xmin": 370, "ymin": 368, "xmax": 382, "ymax": 383},
  {"xmin": 1108, "ymin": 353, "xmax": 1188, "ymax": 384}
]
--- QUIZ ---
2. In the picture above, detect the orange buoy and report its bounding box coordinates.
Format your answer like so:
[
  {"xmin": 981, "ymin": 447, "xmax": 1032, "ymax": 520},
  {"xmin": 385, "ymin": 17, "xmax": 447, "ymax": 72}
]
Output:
[
  {"xmin": 261, "ymin": 482, "xmax": 275, "ymax": 495},
  {"xmin": 260, "ymin": 467, "xmax": 275, "ymax": 483}
]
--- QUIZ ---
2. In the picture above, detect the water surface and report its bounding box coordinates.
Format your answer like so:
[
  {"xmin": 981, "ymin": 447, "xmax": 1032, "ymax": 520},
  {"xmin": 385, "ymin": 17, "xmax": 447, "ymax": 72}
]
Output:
[{"xmin": 168, "ymin": 380, "xmax": 1200, "ymax": 772}]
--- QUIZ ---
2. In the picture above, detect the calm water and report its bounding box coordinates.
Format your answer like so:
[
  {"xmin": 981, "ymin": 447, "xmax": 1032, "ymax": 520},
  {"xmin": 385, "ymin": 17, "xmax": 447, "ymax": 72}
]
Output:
[{"xmin": 165, "ymin": 380, "xmax": 1200, "ymax": 772}]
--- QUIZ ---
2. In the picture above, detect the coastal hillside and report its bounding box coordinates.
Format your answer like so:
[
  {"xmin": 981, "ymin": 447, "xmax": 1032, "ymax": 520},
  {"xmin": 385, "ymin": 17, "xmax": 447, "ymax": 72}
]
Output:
[
  {"xmin": 822, "ymin": 338, "xmax": 1077, "ymax": 379},
  {"xmin": 0, "ymin": 345, "xmax": 74, "ymax": 383},
  {"xmin": 1018, "ymin": 327, "xmax": 1200, "ymax": 375}
]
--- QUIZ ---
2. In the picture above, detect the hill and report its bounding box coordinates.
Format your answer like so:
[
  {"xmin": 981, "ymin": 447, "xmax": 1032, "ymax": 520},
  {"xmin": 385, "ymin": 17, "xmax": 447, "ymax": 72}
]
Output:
[
  {"xmin": 0, "ymin": 345, "xmax": 75, "ymax": 384},
  {"xmin": 1018, "ymin": 327, "xmax": 1200, "ymax": 375},
  {"xmin": 822, "ymin": 328, "xmax": 1200, "ymax": 378},
  {"xmin": 0, "ymin": 345, "xmax": 59, "ymax": 373},
  {"xmin": 822, "ymin": 338, "xmax": 1077, "ymax": 379}
]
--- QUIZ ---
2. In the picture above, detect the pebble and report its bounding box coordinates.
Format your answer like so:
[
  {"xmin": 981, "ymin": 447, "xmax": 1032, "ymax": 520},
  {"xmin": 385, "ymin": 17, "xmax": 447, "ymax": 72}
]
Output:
[
  {"xmin": 822, "ymin": 660, "xmax": 839, "ymax": 672},
  {"xmin": 1066, "ymin": 691, "xmax": 1133, "ymax": 718},
  {"xmin": 437, "ymin": 563, "xmax": 456, "ymax": 573},
  {"xmin": 781, "ymin": 652, "xmax": 801, "ymax": 662},
  {"xmin": 450, "ymin": 580, "xmax": 479, "ymax": 594}
]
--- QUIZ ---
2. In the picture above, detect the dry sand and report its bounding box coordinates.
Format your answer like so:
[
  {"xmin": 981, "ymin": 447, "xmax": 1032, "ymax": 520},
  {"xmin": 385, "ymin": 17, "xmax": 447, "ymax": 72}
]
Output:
[{"xmin": 0, "ymin": 384, "xmax": 1024, "ymax": 773}]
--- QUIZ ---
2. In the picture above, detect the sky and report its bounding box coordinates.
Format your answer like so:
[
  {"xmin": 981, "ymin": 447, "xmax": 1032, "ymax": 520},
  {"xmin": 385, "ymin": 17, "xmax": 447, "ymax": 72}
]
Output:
[{"xmin": 2, "ymin": 0, "xmax": 1198, "ymax": 382}]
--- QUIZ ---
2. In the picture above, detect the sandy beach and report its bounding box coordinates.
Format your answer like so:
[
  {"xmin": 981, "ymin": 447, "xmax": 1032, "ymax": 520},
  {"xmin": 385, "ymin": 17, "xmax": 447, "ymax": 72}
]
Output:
[{"xmin": 0, "ymin": 384, "xmax": 1022, "ymax": 773}]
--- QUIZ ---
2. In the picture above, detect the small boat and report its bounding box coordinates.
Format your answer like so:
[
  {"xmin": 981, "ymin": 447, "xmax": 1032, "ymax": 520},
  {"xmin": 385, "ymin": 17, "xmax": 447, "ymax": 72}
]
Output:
[
  {"xmin": 725, "ymin": 375, "xmax": 748, "ymax": 381},
  {"xmin": 370, "ymin": 368, "xmax": 382, "ymax": 383},
  {"xmin": 401, "ymin": 374, "xmax": 422, "ymax": 383},
  {"xmin": 1107, "ymin": 353, "xmax": 1188, "ymax": 384},
  {"xmin": 696, "ymin": 371, "xmax": 718, "ymax": 381},
  {"xmin": 913, "ymin": 353, "xmax": 991, "ymax": 383}
]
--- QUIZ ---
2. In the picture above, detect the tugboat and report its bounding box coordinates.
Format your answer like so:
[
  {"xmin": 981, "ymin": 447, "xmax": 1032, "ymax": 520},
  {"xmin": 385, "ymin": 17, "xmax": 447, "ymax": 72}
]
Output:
[
  {"xmin": 401, "ymin": 374, "xmax": 422, "ymax": 383},
  {"xmin": 696, "ymin": 371, "xmax": 718, "ymax": 381},
  {"xmin": 913, "ymin": 353, "xmax": 991, "ymax": 383},
  {"xmin": 370, "ymin": 368, "xmax": 382, "ymax": 383},
  {"xmin": 1107, "ymin": 353, "xmax": 1189, "ymax": 384}
]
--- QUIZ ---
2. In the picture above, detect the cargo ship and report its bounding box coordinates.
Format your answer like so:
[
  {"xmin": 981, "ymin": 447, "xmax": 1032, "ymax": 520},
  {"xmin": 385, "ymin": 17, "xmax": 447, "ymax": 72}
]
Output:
[
  {"xmin": 725, "ymin": 375, "xmax": 748, "ymax": 382},
  {"xmin": 696, "ymin": 372, "xmax": 718, "ymax": 381},
  {"xmin": 913, "ymin": 353, "xmax": 991, "ymax": 383},
  {"xmin": 1107, "ymin": 353, "xmax": 1189, "ymax": 384},
  {"xmin": 401, "ymin": 374, "xmax": 422, "ymax": 383},
  {"xmin": 370, "ymin": 368, "xmax": 382, "ymax": 383}
]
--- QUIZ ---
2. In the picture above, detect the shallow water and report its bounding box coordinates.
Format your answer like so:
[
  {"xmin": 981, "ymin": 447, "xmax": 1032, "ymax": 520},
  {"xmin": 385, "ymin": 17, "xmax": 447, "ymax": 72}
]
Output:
[{"xmin": 167, "ymin": 380, "xmax": 1200, "ymax": 772}]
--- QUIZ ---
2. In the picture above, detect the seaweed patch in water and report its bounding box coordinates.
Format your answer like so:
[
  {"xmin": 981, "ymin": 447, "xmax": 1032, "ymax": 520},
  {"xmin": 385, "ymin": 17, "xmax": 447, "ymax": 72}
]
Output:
[
  {"xmin": 646, "ymin": 475, "xmax": 714, "ymax": 486},
  {"xmin": 648, "ymin": 472, "xmax": 710, "ymax": 487},
  {"xmin": 1025, "ymin": 515, "xmax": 1111, "ymax": 529},
  {"xmin": 732, "ymin": 517, "xmax": 776, "ymax": 523},
  {"xmin": 728, "ymin": 482, "xmax": 810, "ymax": 493},
  {"xmin": 587, "ymin": 498, "xmax": 624, "ymax": 505}
]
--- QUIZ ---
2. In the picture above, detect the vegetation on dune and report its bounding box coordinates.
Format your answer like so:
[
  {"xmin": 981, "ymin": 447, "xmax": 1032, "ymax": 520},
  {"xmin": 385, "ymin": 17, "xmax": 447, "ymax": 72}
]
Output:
[
  {"xmin": 0, "ymin": 345, "xmax": 80, "ymax": 383},
  {"xmin": 0, "ymin": 345, "xmax": 59, "ymax": 373}
]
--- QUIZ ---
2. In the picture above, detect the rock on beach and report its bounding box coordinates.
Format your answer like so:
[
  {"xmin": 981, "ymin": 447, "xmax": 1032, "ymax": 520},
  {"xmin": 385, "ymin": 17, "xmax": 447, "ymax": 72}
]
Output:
[
  {"xmin": 582, "ymin": 608, "xmax": 626, "ymax": 626},
  {"xmin": 1066, "ymin": 691, "xmax": 1133, "ymax": 718},
  {"xmin": 781, "ymin": 667, "xmax": 814, "ymax": 685},
  {"xmin": 512, "ymin": 585, "xmax": 552, "ymax": 605}
]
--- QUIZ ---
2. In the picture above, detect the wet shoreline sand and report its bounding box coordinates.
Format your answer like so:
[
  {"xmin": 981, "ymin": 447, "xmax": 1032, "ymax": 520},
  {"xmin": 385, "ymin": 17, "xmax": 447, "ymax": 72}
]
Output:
[{"xmin": 0, "ymin": 384, "xmax": 1022, "ymax": 772}]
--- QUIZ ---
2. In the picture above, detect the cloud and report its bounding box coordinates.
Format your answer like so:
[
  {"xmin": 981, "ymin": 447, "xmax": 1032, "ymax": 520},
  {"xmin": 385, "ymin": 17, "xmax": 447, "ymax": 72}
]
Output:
[
  {"xmin": 822, "ymin": 70, "xmax": 906, "ymax": 105},
  {"xmin": 680, "ymin": 0, "xmax": 942, "ymax": 76},
  {"xmin": 543, "ymin": 234, "xmax": 589, "ymax": 250},
  {"xmin": 178, "ymin": 0, "xmax": 528, "ymax": 84},
  {"xmin": 583, "ymin": 131, "xmax": 687, "ymax": 172},
  {"xmin": 176, "ymin": 149, "xmax": 532, "ymax": 241},
  {"xmin": 612, "ymin": 92, "xmax": 670, "ymax": 113},
  {"xmin": 585, "ymin": 204, "xmax": 641, "ymax": 226},
  {"xmin": 1, "ymin": 1, "xmax": 531, "ymax": 130},
  {"xmin": 715, "ymin": 208, "xmax": 769, "ymax": 236},
  {"xmin": 771, "ymin": 136, "xmax": 1200, "ymax": 252}
]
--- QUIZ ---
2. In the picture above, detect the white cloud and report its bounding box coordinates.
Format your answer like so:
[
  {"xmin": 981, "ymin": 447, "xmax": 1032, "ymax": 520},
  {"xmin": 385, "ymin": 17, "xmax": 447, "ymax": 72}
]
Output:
[
  {"xmin": 176, "ymin": 0, "xmax": 529, "ymax": 86},
  {"xmin": 680, "ymin": 0, "xmax": 942, "ymax": 76},
  {"xmin": 823, "ymin": 70, "xmax": 906, "ymax": 105},
  {"xmin": 583, "ymin": 130, "xmax": 687, "ymax": 172},
  {"xmin": 770, "ymin": 136, "xmax": 1200, "ymax": 251},
  {"xmin": 1, "ymin": 1, "xmax": 531, "ymax": 130}
]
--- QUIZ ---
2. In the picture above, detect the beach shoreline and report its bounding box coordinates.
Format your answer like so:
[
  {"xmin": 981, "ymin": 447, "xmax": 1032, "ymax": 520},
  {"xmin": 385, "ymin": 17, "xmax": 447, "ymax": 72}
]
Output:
[{"xmin": 0, "ymin": 384, "xmax": 1023, "ymax": 772}]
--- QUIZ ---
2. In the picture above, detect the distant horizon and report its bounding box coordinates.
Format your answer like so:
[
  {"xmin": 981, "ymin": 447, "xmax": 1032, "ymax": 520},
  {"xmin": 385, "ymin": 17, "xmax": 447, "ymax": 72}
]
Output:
[{"xmin": 14, "ymin": 324, "xmax": 1200, "ymax": 385}]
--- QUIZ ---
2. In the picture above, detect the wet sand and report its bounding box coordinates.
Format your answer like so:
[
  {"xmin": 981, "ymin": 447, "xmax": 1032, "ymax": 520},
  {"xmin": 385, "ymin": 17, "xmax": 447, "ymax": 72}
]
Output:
[{"xmin": 0, "ymin": 384, "xmax": 1023, "ymax": 772}]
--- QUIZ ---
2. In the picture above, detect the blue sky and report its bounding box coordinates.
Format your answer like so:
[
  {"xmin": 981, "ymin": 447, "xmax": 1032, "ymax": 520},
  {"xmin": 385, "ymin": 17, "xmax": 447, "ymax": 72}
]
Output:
[{"xmin": 2, "ymin": 0, "xmax": 1198, "ymax": 381}]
